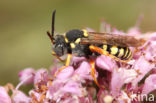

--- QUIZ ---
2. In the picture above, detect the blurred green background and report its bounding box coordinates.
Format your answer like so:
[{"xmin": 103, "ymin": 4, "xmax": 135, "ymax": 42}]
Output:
[{"xmin": 0, "ymin": 0, "xmax": 156, "ymax": 85}]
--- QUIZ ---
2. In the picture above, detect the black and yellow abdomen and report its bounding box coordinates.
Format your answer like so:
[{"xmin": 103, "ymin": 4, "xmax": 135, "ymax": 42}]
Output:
[{"xmin": 102, "ymin": 44, "xmax": 132, "ymax": 60}]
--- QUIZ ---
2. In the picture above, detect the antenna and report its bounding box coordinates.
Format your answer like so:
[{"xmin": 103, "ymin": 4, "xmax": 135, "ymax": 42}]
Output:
[{"xmin": 47, "ymin": 9, "xmax": 56, "ymax": 44}]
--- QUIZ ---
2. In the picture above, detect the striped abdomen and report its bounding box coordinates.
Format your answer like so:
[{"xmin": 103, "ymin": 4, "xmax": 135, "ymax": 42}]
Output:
[{"xmin": 102, "ymin": 44, "xmax": 132, "ymax": 60}]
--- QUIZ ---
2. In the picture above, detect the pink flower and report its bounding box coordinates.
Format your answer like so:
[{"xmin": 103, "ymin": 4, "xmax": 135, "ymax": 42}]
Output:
[
  {"xmin": 61, "ymin": 81, "xmax": 84, "ymax": 96},
  {"xmin": 1, "ymin": 19, "xmax": 156, "ymax": 103},
  {"xmin": 34, "ymin": 69, "xmax": 49, "ymax": 84},
  {"xmin": 97, "ymin": 88, "xmax": 115, "ymax": 103},
  {"xmin": 75, "ymin": 61, "xmax": 93, "ymax": 80},
  {"xmin": 12, "ymin": 90, "xmax": 30, "ymax": 103},
  {"xmin": 142, "ymin": 74, "xmax": 156, "ymax": 94},
  {"xmin": 111, "ymin": 68, "xmax": 137, "ymax": 96},
  {"xmin": 96, "ymin": 55, "xmax": 117, "ymax": 72},
  {"xmin": 132, "ymin": 56, "xmax": 155, "ymax": 86},
  {"xmin": 18, "ymin": 68, "xmax": 35, "ymax": 85},
  {"xmin": 56, "ymin": 66, "xmax": 74, "ymax": 80},
  {"xmin": 71, "ymin": 56, "xmax": 86, "ymax": 64},
  {"xmin": 29, "ymin": 90, "xmax": 42, "ymax": 102},
  {"xmin": 0, "ymin": 86, "xmax": 11, "ymax": 103}
]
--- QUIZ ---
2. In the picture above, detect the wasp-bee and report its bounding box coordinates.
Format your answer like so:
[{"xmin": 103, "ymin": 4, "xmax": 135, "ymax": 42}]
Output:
[{"xmin": 47, "ymin": 10, "xmax": 145, "ymax": 87}]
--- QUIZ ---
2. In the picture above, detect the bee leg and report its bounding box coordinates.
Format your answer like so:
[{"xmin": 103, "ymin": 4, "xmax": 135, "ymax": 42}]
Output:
[
  {"xmin": 90, "ymin": 59, "xmax": 105, "ymax": 88},
  {"xmin": 54, "ymin": 54, "xmax": 72, "ymax": 77},
  {"xmin": 89, "ymin": 45, "xmax": 130, "ymax": 63}
]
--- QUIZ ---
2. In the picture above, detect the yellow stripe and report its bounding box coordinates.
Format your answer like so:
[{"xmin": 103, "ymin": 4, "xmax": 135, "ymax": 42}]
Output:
[
  {"xmin": 70, "ymin": 43, "xmax": 76, "ymax": 48},
  {"xmin": 82, "ymin": 29, "xmax": 88, "ymax": 37},
  {"xmin": 123, "ymin": 47, "xmax": 129, "ymax": 58},
  {"xmin": 126, "ymin": 50, "xmax": 132, "ymax": 60},
  {"xmin": 110, "ymin": 46, "xmax": 118, "ymax": 55},
  {"xmin": 75, "ymin": 38, "xmax": 81, "ymax": 44},
  {"xmin": 65, "ymin": 37, "xmax": 69, "ymax": 43},
  {"xmin": 118, "ymin": 48, "xmax": 124, "ymax": 57},
  {"xmin": 103, "ymin": 45, "xmax": 107, "ymax": 51}
]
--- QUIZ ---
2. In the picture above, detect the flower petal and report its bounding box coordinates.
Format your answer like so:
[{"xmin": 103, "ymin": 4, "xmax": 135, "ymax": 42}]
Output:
[
  {"xmin": 56, "ymin": 66, "xmax": 74, "ymax": 80},
  {"xmin": 12, "ymin": 90, "xmax": 30, "ymax": 103},
  {"xmin": 111, "ymin": 68, "xmax": 137, "ymax": 96},
  {"xmin": 34, "ymin": 69, "xmax": 49, "ymax": 84},
  {"xmin": 96, "ymin": 55, "xmax": 117, "ymax": 72},
  {"xmin": 71, "ymin": 56, "xmax": 86, "ymax": 64},
  {"xmin": 75, "ymin": 61, "xmax": 93, "ymax": 80},
  {"xmin": 18, "ymin": 68, "xmax": 35, "ymax": 85},
  {"xmin": 142, "ymin": 74, "xmax": 156, "ymax": 94},
  {"xmin": 0, "ymin": 86, "xmax": 11, "ymax": 103},
  {"xmin": 127, "ymin": 27, "xmax": 141, "ymax": 36},
  {"xmin": 132, "ymin": 56, "xmax": 154, "ymax": 86},
  {"xmin": 61, "ymin": 81, "xmax": 83, "ymax": 96}
]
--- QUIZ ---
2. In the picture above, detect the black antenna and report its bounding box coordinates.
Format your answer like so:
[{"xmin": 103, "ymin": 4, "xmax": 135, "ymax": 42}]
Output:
[
  {"xmin": 52, "ymin": 9, "xmax": 56, "ymax": 38},
  {"xmin": 47, "ymin": 9, "xmax": 56, "ymax": 44}
]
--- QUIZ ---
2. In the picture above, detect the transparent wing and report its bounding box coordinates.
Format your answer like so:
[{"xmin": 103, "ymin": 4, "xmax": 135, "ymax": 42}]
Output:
[{"xmin": 80, "ymin": 32, "xmax": 146, "ymax": 47}]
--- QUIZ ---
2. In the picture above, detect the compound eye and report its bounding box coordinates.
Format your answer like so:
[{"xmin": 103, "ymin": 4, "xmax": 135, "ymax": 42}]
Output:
[
  {"xmin": 55, "ymin": 44, "xmax": 61, "ymax": 48},
  {"xmin": 53, "ymin": 44, "xmax": 65, "ymax": 56}
]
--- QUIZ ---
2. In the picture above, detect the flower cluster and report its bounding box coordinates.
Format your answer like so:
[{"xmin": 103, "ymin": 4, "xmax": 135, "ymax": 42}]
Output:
[{"xmin": 0, "ymin": 20, "xmax": 156, "ymax": 103}]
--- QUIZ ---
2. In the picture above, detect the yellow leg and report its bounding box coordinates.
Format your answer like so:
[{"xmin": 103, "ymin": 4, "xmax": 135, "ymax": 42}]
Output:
[
  {"xmin": 90, "ymin": 60, "xmax": 105, "ymax": 88},
  {"xmin": 54, "ymin": 54, "xmax": 72, "ymax": 77},
  {"xmin": 106, "ymin": 52, "xmax": 131, "ymax": 63},
  {"xmin": 89, "ymin": 45, "xmax": 130, "ymax": 63}
]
